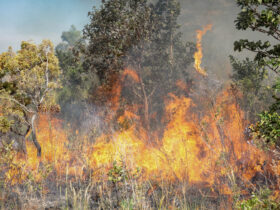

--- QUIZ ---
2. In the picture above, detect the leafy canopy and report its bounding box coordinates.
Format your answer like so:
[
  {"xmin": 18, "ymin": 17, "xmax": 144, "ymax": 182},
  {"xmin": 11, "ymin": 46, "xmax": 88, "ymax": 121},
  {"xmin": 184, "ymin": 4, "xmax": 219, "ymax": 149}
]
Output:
[
  {"xmin": 83, "ymin": 0, "xmax": 194, "ymax": 131},
  {"xmin": 234, "ymin": 0, "xmax": 280, "ymax": 73},
  {"xmin": 234, "ymin": 0, "xmax": 280, "ymax": 147},
  {"xmin": 0, "ymin": 40, "xmax": 61, "ymax": 155}
]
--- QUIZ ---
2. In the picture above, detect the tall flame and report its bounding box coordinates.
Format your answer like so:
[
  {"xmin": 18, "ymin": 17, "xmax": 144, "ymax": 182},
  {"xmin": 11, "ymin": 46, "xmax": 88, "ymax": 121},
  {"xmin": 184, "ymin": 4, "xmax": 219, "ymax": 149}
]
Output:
[
  {"xmin": 3, "ymin": 36, "xmax": 280, "ymax": 201},
  {"xmin": 6, "ymin": 73, "xmax": 277, "ymax": 198},
  {"xmin": 194, "ymin": 24, "xmax": 213, "ymax": 76}
]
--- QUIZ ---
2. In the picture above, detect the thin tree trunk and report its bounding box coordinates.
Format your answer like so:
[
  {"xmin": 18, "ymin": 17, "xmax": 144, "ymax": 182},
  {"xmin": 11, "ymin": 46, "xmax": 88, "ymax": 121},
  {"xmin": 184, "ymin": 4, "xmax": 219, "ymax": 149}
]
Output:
[
  {"xmin": 31, "ymin": 114, "xmax": 41, "ymax": 157},
  {"xmin": 170, "ymin": 33, "xmax": 174, "ymax": 68},
  {"xmin": 137, "ymin": 44, "xmax": 151, "ymax": 139},
  {"xmin": 139, "ymin": 75, "xmax": 150, "ymax": 133}
]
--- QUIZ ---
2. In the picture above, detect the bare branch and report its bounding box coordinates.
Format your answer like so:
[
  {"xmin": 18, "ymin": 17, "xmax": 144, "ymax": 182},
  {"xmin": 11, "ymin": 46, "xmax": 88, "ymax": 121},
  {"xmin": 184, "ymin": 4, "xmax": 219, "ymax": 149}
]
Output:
[
  {"xmin": 39, "ymin": 49, "xmax": 50, "ymax": 104},
  {"xmin": 132, "ymin": 86, "xmax": 142, "ymax": 99},
  {"xmin": 148, "ymin": 86, "xmax": 156, "ymax": 99},
  {"xmin": 0, "ymin": 96, "xmax": 35, "ymax": 114}
]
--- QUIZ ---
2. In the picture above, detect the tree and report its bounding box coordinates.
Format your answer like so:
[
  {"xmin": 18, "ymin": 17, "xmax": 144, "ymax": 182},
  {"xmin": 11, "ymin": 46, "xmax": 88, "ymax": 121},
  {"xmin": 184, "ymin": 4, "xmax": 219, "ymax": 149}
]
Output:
[
  {"xmin": 0, "ymin": 40, "xmax": 61, "ymax": 156},
  {"xmin": 56, "ymin": 26, "xmax": 97, "ymax": 128},
  {"xmin": 84, "ymin": 0, "xmax": 158, "ymax": 132},
  {"xmin": 61, "ymin": 25, "xmax": 82, "ymax": 46},
  {"xmin": 230, "ymin": 56, "xmax": 271, "ymax": 122},
  {"xmin": 83, "ymin": 0, "xmax": 153, "ymax": 82},
  {"xmin": 84, "ymin": 0, "xmax": 194, "ymax": 133},
  {"xmin": 124, "ymin": 0, "xmax": 194, "ymax": 131},
  {"xmin": 233, "ymin": 0, "xmax": 280, "ymax": 147},
  {"xmin": 234, "ymin": 0, "xmax": 280, "ymax": 73}
]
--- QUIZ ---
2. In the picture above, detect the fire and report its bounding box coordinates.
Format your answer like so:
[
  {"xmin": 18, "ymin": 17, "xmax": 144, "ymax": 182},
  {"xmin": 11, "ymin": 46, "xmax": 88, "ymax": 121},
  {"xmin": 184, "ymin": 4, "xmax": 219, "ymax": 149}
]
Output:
[
  {"xmin": 5, "ymin": 114, "xmax": 86, "ymax": 184},
  {"xmin": 87, "ymin": 85, "xmax": 268, "ymax": 192},
  {"xmin": 194, "ymin": 24, "xmax": 212, "ymax": 76},
  {"xmin": 4, "ymin": 67, "xmax": 278, "ymax": 198},
  {"xmin": 3, "ymin": 28, "xmax": 280, "ymax": 200}
]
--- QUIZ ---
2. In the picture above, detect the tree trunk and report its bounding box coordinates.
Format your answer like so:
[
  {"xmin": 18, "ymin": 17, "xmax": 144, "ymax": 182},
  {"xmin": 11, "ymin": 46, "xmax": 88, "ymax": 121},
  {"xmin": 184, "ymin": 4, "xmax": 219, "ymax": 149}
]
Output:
[
  {"xmin": 31, "ymin": 114, "xmax": 41, "ymax": 157},
  {"xmin": 139, "ymin": 74, "xmax": 150, "ymax": 133},
  {"xmin": 170, "ymin": 32, "xmax": 174, "ymax": 67}
]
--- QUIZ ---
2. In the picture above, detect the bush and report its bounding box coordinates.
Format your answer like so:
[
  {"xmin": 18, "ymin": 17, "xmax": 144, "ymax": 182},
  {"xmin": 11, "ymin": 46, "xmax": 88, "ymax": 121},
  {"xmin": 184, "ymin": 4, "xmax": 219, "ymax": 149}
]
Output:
[{"xmin": 236, "ymin": 188, "xmax": 280, "ymax": 210}]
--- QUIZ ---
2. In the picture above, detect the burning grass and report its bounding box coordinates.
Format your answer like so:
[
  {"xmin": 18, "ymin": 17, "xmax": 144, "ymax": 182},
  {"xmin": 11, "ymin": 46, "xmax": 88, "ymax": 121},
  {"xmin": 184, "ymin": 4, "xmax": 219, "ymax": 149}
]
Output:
[
  {"xmin": 1, "ymin": 25, "xmax": 280, "ymax": 209},
  {"xmin": 1, "ymin": 83, "xmax": 280, "ymax": 209}
]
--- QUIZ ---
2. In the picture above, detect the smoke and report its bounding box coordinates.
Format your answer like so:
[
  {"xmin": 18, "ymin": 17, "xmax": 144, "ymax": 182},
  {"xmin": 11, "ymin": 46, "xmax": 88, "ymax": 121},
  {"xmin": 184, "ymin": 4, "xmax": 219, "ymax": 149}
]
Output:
[
  {"xmin": 0, "ymin": 0, "xmax": 99, "ymax": 52},
  {"xmin": 178, "ymin": 0, "xmax": 267, "ymax": 81}
]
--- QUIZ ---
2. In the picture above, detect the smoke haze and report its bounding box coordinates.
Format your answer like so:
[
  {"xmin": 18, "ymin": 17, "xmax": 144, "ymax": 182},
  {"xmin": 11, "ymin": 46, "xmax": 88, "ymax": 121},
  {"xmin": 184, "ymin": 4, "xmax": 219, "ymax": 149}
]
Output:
[
  {"xmin": 0, "ymin": 0, "xmax": 99, "ymax": 52},
  {"xmin": 0, "ymin": 0, "xmax": 268, "ymax": 79},
  {"xmin": 178, "ymin": 0, "xmax": 267, "ymax": 80}
]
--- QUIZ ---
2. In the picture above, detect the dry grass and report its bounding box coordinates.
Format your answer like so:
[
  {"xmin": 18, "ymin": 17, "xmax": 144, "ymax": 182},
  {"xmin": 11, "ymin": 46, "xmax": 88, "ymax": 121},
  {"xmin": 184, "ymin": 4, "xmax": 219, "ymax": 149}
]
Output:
[
  {"xmin": 0, "ymin": 137, "xmax": 278, "ymax": 209},
  {"xmin": 0, "ymin": 158, "xmax": 232, "ymax": 210}
]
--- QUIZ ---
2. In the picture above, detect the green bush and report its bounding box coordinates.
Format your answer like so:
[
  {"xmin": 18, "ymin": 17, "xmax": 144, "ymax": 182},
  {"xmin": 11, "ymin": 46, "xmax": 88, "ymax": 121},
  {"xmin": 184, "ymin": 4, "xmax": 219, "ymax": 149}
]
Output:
[
  {"xmin": 254, "ymin": 111, "xmax": 280, "ymax": 147},
  {"xmin": 236, "ymin": 188, "xmax": 280, "ymax": 210}
]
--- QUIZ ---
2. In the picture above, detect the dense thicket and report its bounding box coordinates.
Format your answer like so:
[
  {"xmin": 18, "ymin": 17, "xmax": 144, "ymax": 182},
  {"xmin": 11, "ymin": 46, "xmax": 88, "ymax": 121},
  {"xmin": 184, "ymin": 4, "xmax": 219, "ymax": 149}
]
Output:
[{"xmin": 57, "ymin": 0, "xmax": 195, "ymax": 132}]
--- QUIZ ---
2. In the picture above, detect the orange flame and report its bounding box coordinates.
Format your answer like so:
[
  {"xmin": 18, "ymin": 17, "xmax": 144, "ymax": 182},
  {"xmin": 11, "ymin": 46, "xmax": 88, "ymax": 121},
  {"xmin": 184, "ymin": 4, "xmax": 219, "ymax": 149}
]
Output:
[
  {"xmin": 86, "ymin": 87, "xmax": 268, "ymax": 192},
  {"xmin": 5, "ymin": 70, "xmax": 280, "ymax": 199},
  {"xmin": 194, "ymin": 24, "xmax": 212, "ymax": 76},
  {"xmin": 5, "ymin": 69, "xmax": 278, "ymax": 197},
  {"xmin": 123, "ymin": 68, "xmax": 140, "ymax": 83}
]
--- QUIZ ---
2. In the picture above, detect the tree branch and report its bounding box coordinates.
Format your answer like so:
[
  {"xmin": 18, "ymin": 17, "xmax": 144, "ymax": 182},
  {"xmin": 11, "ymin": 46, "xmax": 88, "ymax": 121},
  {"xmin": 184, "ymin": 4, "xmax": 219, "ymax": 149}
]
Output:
[{"xmin": 0, "ymin": 96, "xmax": 35, "ymax": 114}]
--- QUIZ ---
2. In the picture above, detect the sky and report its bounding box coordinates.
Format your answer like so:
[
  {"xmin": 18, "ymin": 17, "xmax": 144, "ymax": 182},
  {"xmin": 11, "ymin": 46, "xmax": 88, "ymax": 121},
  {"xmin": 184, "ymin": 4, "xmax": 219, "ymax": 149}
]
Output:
[
  {"xmin": 0, "ymin": 0, "xmax": 265, "ymax": 79},
  {"xmin": 0, "ymin": 0, "xmax": 100, "ymax": 52}
]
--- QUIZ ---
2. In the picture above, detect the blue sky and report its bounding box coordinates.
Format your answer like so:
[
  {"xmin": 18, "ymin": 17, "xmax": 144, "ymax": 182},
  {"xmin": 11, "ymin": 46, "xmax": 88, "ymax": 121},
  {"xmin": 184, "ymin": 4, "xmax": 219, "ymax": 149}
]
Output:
[{"xmin": 0, "ymin": 0, "xmax": 100, "ymax": 52}]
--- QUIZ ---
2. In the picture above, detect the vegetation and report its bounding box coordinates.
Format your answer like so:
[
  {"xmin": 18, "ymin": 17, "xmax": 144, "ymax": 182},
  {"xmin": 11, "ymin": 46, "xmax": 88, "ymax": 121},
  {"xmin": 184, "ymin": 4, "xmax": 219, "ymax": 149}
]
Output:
[
  {"xmin": 233, "ymin": 0, "xmax": 280, "ymax": 146},
  {"xmin": 232, "ymin": 0, "xmax": 280, "ymax": 207},
  {"xmin": 230, "ymin": 56, "xmax": 271, "ymax": 122},
  {"xmin": 0, "ymin": 40, "xmax": 60, "ymax": 156},
  {"xmin": 83, "ymin": 0, "xmax": 195, "ymax": 132},
  {"xmin": 56, "ymin": 25, "xmax": 97, "ymax": 128},
  {"xmin": 1, "ymin": 0, "xmax": 280, "ymax": 209},
  {"xmin": 235, "ymin": 188, "xmax": 280, "ymax": 210},
  {"xmin": 234, "ymin": 0, "xmax": 280, "ymax": 71}
]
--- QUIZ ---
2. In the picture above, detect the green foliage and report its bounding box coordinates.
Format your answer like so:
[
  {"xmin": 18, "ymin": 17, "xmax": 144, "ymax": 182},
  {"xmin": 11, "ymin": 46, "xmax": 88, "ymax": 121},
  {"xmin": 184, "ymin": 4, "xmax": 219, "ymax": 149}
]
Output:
[
  {"xmin": 84, "ymin": 0, "xmax": 194, "ymax": 131},
  {"xmin": 84, "ymin": 0, "xmax": 153, "ymax": 81},
  {"xmin": 236, "ymin": 188, "xmax": 280, "ymax": 210},
  {"xmin": 61, "ymin": 25, "xmax": 82, "ymax": 46},
  {"xmin": 254, "ymin": 111, "xmax": 280, "ymax": 147},
  {"xmin": 107, "ymin": 161, "xmax": 140, "ymax": 184},
  {"xmin": 231, "ymin": 56, "xmax": 266, "ymax": 91},
  {"xmin": 234, "ymin": 0, "xmax": 280, "ymax": 150},
  {"xmin": 120, "ymin": 199, "xmax": 134, "ymax": 210},
  {"xmin": 0, "ymin": 117, "xmax": 13, "ymax": 133},
  {"xmin": 56, "ymin": 25, "xmax": 97, "ymax": 127},
  {"xmin": 252, "ymin": 78, "xmax": 280, "ymax": 147},
  {"xmin": 234, "ymin": 0, "xmax": 280, "ymax": 72},
  {"xmin": 108, "ymin": 161, "xmax": 129, "ymax": 183},
  {"xmin": 84, "ymin": 0, "xmax": 194, "ymax": 83},
  {"xmin": 269, "ymin": 78, "xmax": 280, "ymax": 112},
  {"xmin": 0, "ymin": 40, "xmax": 61, "ymax": 155},
  {"xmin": 230, "ymin": 56, "xmax": 271, "ymax": 121},
  {"xmin": 0, "ymin": 40, "xmax": 61, "ymax": 115}
]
